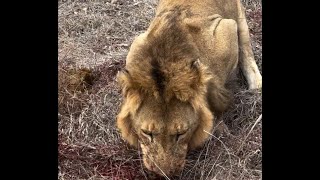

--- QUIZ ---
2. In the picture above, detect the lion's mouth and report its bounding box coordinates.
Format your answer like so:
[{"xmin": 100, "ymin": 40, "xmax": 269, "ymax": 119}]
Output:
[{"xmin": 143, "ymin": 155, "xmax": 186, "ymax": 176}]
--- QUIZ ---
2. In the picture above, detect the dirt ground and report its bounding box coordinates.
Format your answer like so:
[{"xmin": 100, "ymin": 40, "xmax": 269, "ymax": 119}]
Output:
[{"xmin": 58, "ymin": 0, "xmax": 262, "ymax": 179}]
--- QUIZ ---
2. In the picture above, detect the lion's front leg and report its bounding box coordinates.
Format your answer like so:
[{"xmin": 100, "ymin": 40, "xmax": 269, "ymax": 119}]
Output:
[{"xmin": 237, "ymin": 5, "xmax": 262, "ymax": 90}]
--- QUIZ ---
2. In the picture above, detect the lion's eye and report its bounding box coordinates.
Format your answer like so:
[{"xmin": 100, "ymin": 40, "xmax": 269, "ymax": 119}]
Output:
[
  {"xmin": 141, "ymin": 130, "xmax": 153, "ymax": 142},
  {"xmin": 176, "ymin": 131, "xmax": 187, "ymax": 142}
]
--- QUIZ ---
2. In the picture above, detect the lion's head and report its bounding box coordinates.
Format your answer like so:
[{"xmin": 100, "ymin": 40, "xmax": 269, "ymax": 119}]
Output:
[
  {"xmin": 116, "ymin": 66, "xmax": 214, "ymax": 175},
  {"xmin": 116, "ymin": 8, "xmax": 231, "ymax": 176}
]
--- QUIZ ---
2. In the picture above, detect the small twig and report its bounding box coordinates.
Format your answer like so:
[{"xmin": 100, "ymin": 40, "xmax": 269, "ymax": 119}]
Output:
[
  {"xmin": 136, "ymin": 139, "xmax": 170, "ymax": 179},
  {"xmin": 137, "ymin": 141, "xmax": 148, "ymax": 180},
  {"xmin": 145, "ymin": 153, "xmax": 171, "ymax": 180},
  {"xmin": 203, "ymin": 130, "xmax": 233, "ymax": 180},
  {"xmin": 205, "ymin": 152, "xmax": 222, "ymax": 180},
  {"xmin": 237, "ymin": 114, "xmax": 262, "ymax": 153}
]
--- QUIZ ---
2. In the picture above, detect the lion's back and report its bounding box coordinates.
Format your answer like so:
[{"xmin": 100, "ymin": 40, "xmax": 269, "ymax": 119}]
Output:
[{"xmin": 156, "ymin": 0, "xmax": 239, "ymax": 20}]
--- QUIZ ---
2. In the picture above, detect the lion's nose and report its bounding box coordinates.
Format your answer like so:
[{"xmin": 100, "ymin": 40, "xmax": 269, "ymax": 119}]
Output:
[
  {"xmin": 162, "ymin": 166, "xmax": 183, "ymax": 176},
  {"xmin": 168, "ymin": 169, "xmax": 177, "ymax": 175}
]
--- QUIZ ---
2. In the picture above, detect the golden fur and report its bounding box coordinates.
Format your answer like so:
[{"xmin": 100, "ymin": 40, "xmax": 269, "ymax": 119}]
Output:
[{"xmin": 116, "ymin": 0, "xmax": 262, "ymax": 176}]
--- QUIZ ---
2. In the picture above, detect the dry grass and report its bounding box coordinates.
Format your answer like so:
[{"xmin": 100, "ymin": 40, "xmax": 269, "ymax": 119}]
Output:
[{"xmin": 58, "ymin": 0, "xmax": 262, "ymax": 179}]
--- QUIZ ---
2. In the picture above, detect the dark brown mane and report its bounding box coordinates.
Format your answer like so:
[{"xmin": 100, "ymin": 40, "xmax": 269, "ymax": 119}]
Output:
[
  {"xmin": 119, "ymin": 6, "xmax": 212, "ymax": 103},
  {"xmin": 144, "ymin": 6, "xmax": 202, "ymax": 100}
]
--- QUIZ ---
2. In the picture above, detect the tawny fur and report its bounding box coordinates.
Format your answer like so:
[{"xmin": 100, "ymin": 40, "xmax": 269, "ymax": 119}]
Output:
[{"xmin": 116, "ymin": 0, "xmax": 262, "ymax": 176}]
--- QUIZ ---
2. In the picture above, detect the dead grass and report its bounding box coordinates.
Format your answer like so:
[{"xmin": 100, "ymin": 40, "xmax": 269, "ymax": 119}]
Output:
[{"xmin": 58, "ymin": 0, "xmax": 262, "ymax": 179}]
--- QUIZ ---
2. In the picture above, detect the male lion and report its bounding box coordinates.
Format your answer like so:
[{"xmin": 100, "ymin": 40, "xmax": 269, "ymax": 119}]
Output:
[{"xmin": 116, "ymin": 0, "xmax": 262, "ymax": 176}]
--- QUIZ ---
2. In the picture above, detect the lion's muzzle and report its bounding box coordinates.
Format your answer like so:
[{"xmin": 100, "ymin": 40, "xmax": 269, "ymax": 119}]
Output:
[
  {"xmin": 143, "ymin": 155, "xmax": 186, "ymax": 176},
  {"xmin": 141, "ymin": 144, "xmax": 187, "ymax": 176}
]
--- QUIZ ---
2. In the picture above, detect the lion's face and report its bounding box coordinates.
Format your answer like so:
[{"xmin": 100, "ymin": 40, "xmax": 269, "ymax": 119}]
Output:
[
  {"xmin": 116, "ymin": 77, "xmax": 215, "ymax": 176},
  {"xmin": 134, "ymin": 97, "xmax": 199, "ymax": 175}
]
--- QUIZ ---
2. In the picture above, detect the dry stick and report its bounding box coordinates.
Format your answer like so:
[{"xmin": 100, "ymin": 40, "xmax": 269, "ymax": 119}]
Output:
[
  {"xmin": 204, "ymin": 152, "xmax": 222, "ymax": 180},
  {"xmin": 181, "ymin": 136, "xmax": 211, "ymax": 178},
  {"xmin": 237, "ymin": 114, "xmax": 262, "ymax": 154},
  {"xmin": 189, "ymin": 143, "xmax": 207, "ymax": 178},
  {"xmin": 145, "ymin": 153, "xmax": 171, "ymax": 180},
  {"xmin": 117, "ymin": 156, "xmax": 133, "ymax": 178},
  {"xmin": 200, "ymin": 118, "xmax": 222, "ymax": 179},
  {"xmin": 137, "ymin": 140, "xmax": 149, "ymax": 180},
  {"xmin": 203, "ymin": 130, "xmax": 233, "ymax": 180},
  {"xmin": 138, "ymin": 139, "xmax": 171, "ymax": 180},
  {"xmin": 200, "ymin": 140, "xmax": 213, "ymax": 180}
]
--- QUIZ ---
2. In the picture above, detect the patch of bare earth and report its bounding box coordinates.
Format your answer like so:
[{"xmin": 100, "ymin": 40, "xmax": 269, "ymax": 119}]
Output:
[{"xmin": 58, "ymin": 0, "xmax": 262, "ymax": 179}]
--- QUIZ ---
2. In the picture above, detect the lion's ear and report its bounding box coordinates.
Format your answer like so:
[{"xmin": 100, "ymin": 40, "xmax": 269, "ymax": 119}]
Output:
[
  {"xmin": 116, "ymin": 69, "xmax": 143, "ymax": 148},
  {"xmin": 184, "ymin": 14, "xmax": 222, "ymax": 32},
  {"xmin": 189, "ymin": 107, "xmax": 214, "ymax": 149},
  {"xmin": 117, "ymin": 112, "xmax": 138, "ymax": 148},
  {"xmin": 184, "ymin": 17, "xmax": 202, "ymax": 32},
  {"xmin": 116, "ymin": 88, "xmax": 142, "ymax": 148},
  {"xmin": 189, "ymin": 98, "xmax": 214, "ymax": 149},
  {"xmin": 117, "ymin": 69, "xmax": 132, "ymax": 97}
]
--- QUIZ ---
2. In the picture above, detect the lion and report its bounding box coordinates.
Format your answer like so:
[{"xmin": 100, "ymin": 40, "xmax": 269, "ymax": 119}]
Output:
[{"xmin": 116, "ymin": 0, "xmax": 262, "ymax": 176}]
